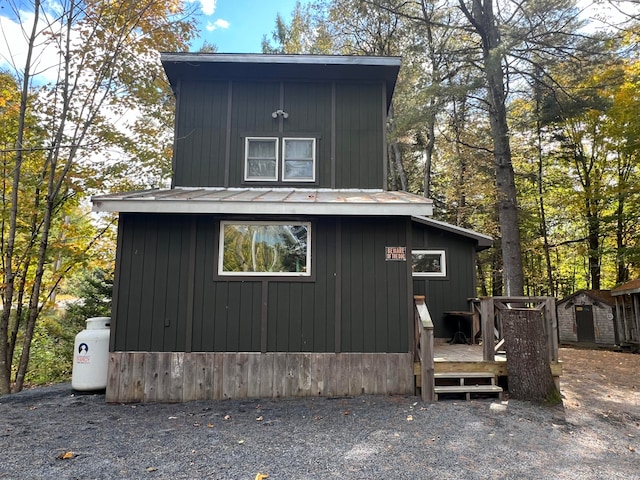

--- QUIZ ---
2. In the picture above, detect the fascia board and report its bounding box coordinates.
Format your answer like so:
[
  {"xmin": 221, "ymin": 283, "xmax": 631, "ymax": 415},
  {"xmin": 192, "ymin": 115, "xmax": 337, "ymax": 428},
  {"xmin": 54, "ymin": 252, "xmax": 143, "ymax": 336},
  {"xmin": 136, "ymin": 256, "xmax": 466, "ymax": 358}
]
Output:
[{"xmin": 91, "ymin": 199, "xmax": 433, "ymax": 217}]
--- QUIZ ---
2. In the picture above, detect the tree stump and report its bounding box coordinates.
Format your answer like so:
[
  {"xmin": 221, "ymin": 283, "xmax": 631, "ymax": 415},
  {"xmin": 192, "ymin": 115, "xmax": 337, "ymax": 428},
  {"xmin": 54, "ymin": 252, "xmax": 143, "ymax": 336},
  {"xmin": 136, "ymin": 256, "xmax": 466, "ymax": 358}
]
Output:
[{"xmin": 502, "ymin": 308, "xmax": 558, "ymax": 402}]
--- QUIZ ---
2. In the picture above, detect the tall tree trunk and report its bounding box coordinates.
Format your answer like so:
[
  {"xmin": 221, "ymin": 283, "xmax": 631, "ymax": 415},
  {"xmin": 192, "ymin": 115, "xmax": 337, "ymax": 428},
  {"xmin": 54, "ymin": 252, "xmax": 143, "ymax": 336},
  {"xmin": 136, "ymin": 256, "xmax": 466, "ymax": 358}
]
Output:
[
  {"xmin": 536, "ymin": 112, "xmax": 554, "ymax": 296},
  {"xmin": 586, "ymin": 200, "xmax": 601, "ymax": 290},
  {"xmin": 0, "ymin": 0, "xmax": 41, "ymax": 395},
  {"xmin": 502, "ymin": 309, "xmax": 558, "ymax": 402},
  {"xmin": 615, "ymin": 153, "xmax": 630, "ymax": 284},
  {"xmin": 391, "ymin": 142, "xmax": 408, "ymax": 191},
  {"xmin": 459, "ymin": 0, "xmax": 524, "ymax": 296}
]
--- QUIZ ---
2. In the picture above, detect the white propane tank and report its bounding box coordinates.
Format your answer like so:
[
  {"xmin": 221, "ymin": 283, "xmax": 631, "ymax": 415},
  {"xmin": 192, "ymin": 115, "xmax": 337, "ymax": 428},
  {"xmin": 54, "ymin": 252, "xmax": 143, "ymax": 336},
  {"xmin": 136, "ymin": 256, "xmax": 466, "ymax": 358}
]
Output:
[{"xmin": 71, "ymin": 316, "xmax": 111, "ymax": 391}]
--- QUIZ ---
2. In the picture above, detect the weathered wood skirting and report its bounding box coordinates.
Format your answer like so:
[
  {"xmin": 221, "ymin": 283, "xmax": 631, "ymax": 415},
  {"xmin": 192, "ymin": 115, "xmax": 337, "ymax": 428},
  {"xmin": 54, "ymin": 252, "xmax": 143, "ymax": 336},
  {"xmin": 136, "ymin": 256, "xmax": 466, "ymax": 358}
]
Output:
[{"xmin": 106, "ymin": 351, "xmax": 414, "ymax": 403}]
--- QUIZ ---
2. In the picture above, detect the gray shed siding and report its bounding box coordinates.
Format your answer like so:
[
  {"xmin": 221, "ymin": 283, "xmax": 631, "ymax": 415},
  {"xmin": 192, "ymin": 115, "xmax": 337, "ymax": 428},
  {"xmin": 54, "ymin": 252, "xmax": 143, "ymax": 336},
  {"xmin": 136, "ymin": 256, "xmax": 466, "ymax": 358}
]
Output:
[
  {"xmin": 557, "ymin": 294, "xmax": 617, "ymax": 346},
  {"xmin": 172, "ymin": 80, "xmax": 384, "ymax": 189},
  {"xmin": 411, "ymin": 222, "xmax": 478, "ymax": 338},
  {"xmin": 111, "ymin": 214, "xmax": 411, "ymax": 354}
]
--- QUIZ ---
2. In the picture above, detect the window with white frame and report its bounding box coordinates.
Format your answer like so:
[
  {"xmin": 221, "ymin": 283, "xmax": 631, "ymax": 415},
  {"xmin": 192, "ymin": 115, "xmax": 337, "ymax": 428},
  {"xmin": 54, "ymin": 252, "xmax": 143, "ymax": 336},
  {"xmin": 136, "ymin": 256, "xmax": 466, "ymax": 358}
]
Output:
[
  {"xmin": 283, "ymin": 138, "xmax": 315, "ymax": 181},
  {"xmin": 244, "ymin": 137, "xmax": 316, "ymax": 182},
  {"xmin": 219, "ymin": 221, "xmax": 311, "ymax": 276},
  {"xmin": 411, "ymin": 250, "xmax": 446, "ymax": 277},
  {"xmin": 245, "ymin": 138, "xmax": 278, "ymax": 181}
]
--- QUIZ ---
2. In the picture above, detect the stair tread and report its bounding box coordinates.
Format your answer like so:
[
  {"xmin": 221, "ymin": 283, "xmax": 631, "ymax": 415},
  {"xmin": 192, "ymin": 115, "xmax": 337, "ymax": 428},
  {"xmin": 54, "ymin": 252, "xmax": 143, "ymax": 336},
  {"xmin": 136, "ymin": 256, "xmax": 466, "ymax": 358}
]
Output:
[
  {"xmin": 434, "ymin": 372, "xmax": 496, "ymax": 378},
  {"xmin": 434, "ymin": 385, "xmax": 503, "ymax": 393}
]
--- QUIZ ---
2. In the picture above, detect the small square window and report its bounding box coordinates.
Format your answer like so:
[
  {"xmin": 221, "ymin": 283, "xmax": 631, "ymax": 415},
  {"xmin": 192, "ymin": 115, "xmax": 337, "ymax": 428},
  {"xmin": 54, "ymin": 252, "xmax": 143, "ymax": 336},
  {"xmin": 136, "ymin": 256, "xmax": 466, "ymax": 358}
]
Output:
[
  {"xmin": 283, "ymin": 138, "xmax": 315, "ymax": 182},
  {"xmin": 245, "ymin": 138, "xmax": 278, "ymax": 181},
  {"xmin": 412, "ymin": 250, "xmax": 446, "ymax": 277}
]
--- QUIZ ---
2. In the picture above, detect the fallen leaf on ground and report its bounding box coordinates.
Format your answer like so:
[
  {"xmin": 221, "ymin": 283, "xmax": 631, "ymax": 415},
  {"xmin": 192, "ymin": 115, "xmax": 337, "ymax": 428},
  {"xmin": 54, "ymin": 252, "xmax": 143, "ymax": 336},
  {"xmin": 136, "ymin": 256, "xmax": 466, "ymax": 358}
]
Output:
[
  {"xmin": 146, "ymin": 466, "xmax": 158, "ymax": 472},
  {"xmin": 57, "ymin": 451, "xmax": 75, "ymax": 460},
  {"xmin": 255, "ymin": 474, "xmax": 269, "ymax": 480},
  {"xmin": 406, "ymin": 415, "xmax": 414, "ymax": 421},
  {"xmin": 224, "ymin": 415, "xmax": 231, "ymax": 420},
  {"xmin": 256, "ymin": 416, "xmax": 264, "ymax": 421},
  {"xmin": 238, "ymin": 439, "xmax": 245, "ymax": 444},
  {"xmin": 207, "ymin": 423, "xmax": 214, "ymax": 428}
]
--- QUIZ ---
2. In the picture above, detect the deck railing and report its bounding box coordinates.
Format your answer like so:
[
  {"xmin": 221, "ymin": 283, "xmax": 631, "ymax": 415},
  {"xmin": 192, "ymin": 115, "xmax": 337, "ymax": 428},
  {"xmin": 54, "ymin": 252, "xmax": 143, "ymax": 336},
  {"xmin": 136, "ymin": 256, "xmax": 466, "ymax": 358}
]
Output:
[
  {"xmin": 414, "ymin": 295, "xmax": 434, "ymax": 402},
  {"xmin": 473, "ymin": 296, "xmax": 559, "ymax": 363}
]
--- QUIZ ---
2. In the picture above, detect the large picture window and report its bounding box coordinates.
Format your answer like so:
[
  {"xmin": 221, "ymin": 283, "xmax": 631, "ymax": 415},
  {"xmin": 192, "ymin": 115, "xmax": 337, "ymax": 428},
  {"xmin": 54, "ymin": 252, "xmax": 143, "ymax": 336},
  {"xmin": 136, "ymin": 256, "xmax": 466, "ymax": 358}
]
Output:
[
  {"xmin": 244, "ymin": 137, "xmax": 315, "ymax": 183},
  {"xmin": 219, "ymin": 221, "xmax": 311, "ymax": 276},
  {"xmin": 411, "ymin": 250, "xmax": 446, "ymax": 277},
  {"xmin": 245, "ymin": 138, "xmax": 278, "ymax": 181}
]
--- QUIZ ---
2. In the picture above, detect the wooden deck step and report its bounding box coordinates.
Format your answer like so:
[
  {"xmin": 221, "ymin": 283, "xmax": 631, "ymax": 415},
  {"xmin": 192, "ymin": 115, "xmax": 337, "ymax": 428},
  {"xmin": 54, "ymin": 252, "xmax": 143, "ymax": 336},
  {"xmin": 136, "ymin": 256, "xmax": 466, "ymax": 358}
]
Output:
[
  {"xmin": 434, "ymin": 384, "xmax": 503, "ymax": 401},
  {"xmin": 433, "ymin": 372, "xmax": 502, "ymax": 401}
]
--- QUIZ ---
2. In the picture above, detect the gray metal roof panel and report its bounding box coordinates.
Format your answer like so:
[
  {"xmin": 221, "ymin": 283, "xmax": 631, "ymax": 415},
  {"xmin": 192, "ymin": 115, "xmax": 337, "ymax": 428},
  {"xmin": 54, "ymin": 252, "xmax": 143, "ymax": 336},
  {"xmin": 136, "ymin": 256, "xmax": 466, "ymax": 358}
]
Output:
[
  {"xmin": 91, "ymin": 187, "xmax": 433, "ymax": 217},
  {"xmin": 411, "ymin": 215, "xmax": 493, "ymax": 249}
]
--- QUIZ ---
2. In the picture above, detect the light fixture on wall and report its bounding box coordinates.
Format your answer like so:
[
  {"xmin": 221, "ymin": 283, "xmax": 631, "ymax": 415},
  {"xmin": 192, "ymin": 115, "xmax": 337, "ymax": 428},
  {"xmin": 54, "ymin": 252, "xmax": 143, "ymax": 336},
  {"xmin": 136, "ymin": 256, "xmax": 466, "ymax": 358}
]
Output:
[{"xmin": 271, "ymin": 109, "xmax": 289, "ymax": 119}]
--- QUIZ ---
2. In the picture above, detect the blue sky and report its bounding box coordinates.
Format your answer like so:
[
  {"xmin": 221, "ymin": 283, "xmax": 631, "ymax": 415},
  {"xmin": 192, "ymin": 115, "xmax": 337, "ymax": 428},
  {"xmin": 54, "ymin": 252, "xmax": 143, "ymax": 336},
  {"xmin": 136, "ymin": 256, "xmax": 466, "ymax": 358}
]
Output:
[{"xmin": 191, "ymin": 0, "xmax": 304, "ymax": 53}]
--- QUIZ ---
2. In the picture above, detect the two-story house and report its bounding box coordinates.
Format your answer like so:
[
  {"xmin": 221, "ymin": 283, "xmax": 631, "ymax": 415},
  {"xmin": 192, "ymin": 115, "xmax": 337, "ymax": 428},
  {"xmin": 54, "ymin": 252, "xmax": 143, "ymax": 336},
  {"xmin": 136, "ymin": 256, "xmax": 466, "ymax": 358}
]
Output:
[{"xmin": 92, "ymin": 53, "xmax": 491, "ymax": 403}]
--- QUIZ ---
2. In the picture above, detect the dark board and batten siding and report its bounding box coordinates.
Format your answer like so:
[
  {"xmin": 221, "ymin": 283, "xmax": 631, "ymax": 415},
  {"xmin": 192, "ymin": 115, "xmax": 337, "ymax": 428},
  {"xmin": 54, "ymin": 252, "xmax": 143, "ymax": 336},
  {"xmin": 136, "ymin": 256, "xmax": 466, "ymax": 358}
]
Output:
[
  {"xmin": 172, "ymin": 80, "xmax": 385, "ymax": 189},
  {"xmin": 112, "ymin": 213, "xmax": 412, "ymax": 355},
  {"xmin": 411, "ymin": 222, "xmax": 478, "ymax": 338}
]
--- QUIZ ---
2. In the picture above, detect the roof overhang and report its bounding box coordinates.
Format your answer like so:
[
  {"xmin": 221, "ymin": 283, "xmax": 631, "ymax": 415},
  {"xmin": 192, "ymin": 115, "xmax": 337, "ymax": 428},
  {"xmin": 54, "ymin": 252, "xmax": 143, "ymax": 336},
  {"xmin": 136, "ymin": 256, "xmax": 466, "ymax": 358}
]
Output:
[
  {"xmin": 91, "ymin": 187, "xmax": 433, "ymax": 217},
  {"xmin": 411, "ymin": 215, "xmax": 493, "ymax": 250},
  {"xmin": 160, "ymin": 53, "xmax": 401, "ymax": 110},
  {"xmin": 611, "ymin": 278, "xmax": 640, "ymax": 296}
]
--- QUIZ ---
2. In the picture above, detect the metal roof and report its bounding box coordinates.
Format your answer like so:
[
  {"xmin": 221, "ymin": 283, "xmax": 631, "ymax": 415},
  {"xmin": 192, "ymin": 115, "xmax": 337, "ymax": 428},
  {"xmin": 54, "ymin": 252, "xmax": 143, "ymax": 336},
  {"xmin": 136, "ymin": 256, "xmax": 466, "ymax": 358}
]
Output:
[
  {"xmin": 558, "ymin": 289, "xmax": 616, "ymax": 306},
  {"xmin": 411, "ymin": 215, "xmax": 493, "ymax": 249},
  {"xmin": 611, "ymin": 278, "xmax": 640, "ymax": 296},
  {"xmin": 91, "ymin": 187, "xmax": 433, "ymax": 217},
  {"xmin": 160, "ymin": 53, "xmax": 401, "ymax": 109}
]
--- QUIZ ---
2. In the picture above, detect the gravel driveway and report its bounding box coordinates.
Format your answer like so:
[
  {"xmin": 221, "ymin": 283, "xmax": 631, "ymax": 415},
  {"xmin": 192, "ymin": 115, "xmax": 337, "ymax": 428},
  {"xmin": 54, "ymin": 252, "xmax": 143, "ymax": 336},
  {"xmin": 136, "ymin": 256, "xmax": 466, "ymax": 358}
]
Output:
[{"xmin": 1, "ymin": 348, "xmax": 638, "ymax": 479}]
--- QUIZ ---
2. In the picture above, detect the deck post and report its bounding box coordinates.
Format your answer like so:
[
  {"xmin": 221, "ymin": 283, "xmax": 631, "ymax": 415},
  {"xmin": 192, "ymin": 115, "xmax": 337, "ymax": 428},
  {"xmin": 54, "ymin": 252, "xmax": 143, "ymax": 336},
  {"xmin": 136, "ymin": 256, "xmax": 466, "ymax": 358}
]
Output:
[
  {"xmin": 421, "ymin": 321, "xmax": 434, "ymax": 402},
  {"xmin": 481, "ymin": 297, "xmax": 495, "ymax": 361},
  {"xmin": 414, "ymin": 296, "xmax": 434, "ymax": 402}
]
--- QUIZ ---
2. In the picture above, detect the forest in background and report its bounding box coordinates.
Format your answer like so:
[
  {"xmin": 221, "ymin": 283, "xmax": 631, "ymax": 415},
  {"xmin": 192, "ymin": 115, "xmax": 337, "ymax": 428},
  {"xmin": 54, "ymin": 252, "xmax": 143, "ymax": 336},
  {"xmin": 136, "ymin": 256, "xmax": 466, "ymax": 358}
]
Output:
[
  {"xmin": 0, "ymin": 0, "xmax": 638, "ymax": 389},
  {"xmin": 262, "ymin": 0, "xmax": 640, "ymax": 298}
]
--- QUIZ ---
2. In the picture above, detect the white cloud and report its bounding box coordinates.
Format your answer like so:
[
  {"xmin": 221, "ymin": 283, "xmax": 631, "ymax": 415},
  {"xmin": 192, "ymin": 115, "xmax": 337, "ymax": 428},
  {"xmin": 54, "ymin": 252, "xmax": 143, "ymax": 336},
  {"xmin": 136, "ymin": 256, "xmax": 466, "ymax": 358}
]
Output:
[
  {"xmin": 206, "ymin": 19, "xmax": 230, "ymax": 32},
  {"xmin": 185, "ymin": 0, "xmax": 217, "ymax": 16},
  {"xmin": 0, "ymin": 10, "xmax": 63, "ymax": 84}
]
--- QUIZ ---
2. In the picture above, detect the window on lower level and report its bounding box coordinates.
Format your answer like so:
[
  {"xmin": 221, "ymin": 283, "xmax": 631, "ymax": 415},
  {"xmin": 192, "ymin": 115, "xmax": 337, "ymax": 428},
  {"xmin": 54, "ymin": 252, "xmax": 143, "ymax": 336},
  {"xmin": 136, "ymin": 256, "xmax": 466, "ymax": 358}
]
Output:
[
  {"xmin": 219, "ymin": 221, "xmax": 311, "ymax": 276},
  {"xmin": 411, "ymin": 250, "xmax": 446, "ymax": 277}
]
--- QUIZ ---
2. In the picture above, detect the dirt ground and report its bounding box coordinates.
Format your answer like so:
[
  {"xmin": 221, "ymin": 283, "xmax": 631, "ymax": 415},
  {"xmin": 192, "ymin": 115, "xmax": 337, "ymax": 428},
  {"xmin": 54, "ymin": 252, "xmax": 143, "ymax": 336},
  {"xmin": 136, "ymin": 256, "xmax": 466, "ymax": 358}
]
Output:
[{"xmin": 559, "ymin": 346, "xmax": 640, "ymax": 428}]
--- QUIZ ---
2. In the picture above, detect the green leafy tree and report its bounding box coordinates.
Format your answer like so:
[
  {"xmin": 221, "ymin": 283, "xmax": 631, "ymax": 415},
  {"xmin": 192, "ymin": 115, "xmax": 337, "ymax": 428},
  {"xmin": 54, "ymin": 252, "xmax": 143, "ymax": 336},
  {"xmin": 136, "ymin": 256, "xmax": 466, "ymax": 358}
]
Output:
[{"xmin": 0, "ymin": 0, "xmax": 197, "ymax": 394}]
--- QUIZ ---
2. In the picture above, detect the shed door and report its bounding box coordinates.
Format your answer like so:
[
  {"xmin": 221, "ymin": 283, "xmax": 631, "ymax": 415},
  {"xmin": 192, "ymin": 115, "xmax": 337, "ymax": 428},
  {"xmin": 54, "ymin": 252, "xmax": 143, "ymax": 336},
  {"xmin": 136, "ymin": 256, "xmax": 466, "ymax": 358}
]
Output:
[{"xmin": 575, "ymin": 305, "xmax": 595, "ymax": 343}]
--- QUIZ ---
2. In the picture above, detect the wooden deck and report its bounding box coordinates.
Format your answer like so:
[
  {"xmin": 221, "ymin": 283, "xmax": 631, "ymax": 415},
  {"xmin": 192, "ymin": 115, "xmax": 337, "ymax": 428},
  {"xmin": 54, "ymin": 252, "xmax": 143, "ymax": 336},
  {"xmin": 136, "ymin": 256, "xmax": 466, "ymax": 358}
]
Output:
[{"xmin": 414, "ymin": 339, "xmax": 563, "ymax": 390}]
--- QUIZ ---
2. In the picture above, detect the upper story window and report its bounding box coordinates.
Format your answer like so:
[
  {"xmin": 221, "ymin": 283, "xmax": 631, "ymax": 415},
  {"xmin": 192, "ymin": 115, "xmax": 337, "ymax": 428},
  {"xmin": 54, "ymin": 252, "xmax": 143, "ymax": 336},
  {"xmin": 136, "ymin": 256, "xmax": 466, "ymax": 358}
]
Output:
[
  {"xmin": 244, "ymin": 137, "xmax": 316, "ymax": 183},
  {"xmin": 283, "ymin": 138, "xmax": 315, "ymax": 181},
  {"xmin": 245, "ymin": 138, "xmax": 278, "ymax": 181}
]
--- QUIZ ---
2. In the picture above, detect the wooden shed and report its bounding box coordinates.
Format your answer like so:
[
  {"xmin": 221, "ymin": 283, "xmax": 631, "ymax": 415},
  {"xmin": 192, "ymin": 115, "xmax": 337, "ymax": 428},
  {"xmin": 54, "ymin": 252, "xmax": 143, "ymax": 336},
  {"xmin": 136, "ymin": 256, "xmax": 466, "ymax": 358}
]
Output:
[
  {"xmin": 92, "ymin": 54, "xmax": 491, "ymax": 402},
  {"xmin": 557, "ymin": 290, "xmax": 617, "ymax": 347},
  {"xmin": 611, "ymin": 279, "xmax": 640, "ymax": 350}
]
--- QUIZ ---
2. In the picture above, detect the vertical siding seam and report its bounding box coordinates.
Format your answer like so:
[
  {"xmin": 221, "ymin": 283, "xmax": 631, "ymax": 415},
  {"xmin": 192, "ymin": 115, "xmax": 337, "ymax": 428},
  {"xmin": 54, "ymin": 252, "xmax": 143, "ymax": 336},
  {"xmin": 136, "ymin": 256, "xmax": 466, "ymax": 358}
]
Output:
[
  {"xmin": 382, "ymin": 81, "xmax": 388, "ymax": 191},
  {"xmin": 185, "ymin": 217, "xmax": 197, "ymax": 353},
  {"xmin": 334, "ymin": 219, "xmax": 342, "ymax": 353},
  {"xmin": 224, "ymin": 81, "xmax": 232, "ymax": 187},
  {"xmin": 406, "ymin": 218, "xmax": 414, "ymax": 353},
  {"xmin": 171, "ymin": 80, "xmax": 180, "ymax": 189},
  {"xmin": 261, "ymin": 280, "xmax": 268, "ymax": 353},
  {"xmin": 279, "ymin": 82, "xmax": 285, "ymax": 133},
  {"xmin": 110, "ymin": 217, "xmax": 125, "ymax": 352},
  {"xmin": 331, "ymin": 82, "xmax": 336, "ymax": 189}
]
